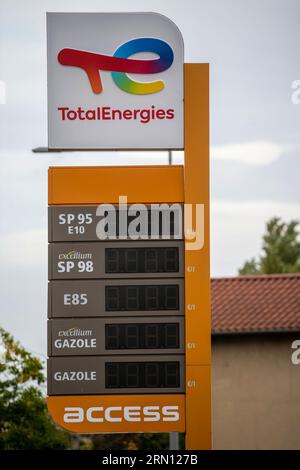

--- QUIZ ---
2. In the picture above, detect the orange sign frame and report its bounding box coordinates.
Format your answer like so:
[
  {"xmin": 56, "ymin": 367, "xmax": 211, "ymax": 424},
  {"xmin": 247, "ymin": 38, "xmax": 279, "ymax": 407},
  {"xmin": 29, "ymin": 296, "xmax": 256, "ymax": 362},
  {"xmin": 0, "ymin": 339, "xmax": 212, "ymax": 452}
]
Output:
[
  {"xmin": 184, "ymin": 64, "xmax": 211, "ymax": 449},
  {"xmin": 48, "ymin": 165, "xmax": 184, "ymax": 205},
  {"xmin": 47, "ymin": 64, "xmax": 211, "ymax": 449}
]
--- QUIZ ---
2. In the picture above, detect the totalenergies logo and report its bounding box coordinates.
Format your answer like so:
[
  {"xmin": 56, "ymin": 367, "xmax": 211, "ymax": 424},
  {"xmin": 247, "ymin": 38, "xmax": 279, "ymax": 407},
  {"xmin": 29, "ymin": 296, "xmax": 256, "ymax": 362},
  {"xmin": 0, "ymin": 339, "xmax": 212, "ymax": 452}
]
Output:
[{"xmin": 58, "ymin": 38, "xmax": 174, "ymax": 95}]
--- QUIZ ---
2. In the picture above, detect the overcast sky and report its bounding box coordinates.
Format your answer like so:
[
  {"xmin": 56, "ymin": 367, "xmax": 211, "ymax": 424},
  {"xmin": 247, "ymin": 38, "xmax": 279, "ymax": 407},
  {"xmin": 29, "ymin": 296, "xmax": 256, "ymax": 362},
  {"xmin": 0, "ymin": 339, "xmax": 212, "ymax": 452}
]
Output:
[{"xmin": 0, "ymin": 0, "xmax": 300, "ymax": 356}]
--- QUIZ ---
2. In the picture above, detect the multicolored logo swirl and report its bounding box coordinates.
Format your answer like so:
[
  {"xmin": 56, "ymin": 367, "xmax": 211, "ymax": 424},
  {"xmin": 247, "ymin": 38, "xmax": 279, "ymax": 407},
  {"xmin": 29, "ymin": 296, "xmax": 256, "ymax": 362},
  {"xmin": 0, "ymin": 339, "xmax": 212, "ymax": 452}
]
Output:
[{"xmin": 57, "ymin": 38, "xmax": 174, "ymax": 95}]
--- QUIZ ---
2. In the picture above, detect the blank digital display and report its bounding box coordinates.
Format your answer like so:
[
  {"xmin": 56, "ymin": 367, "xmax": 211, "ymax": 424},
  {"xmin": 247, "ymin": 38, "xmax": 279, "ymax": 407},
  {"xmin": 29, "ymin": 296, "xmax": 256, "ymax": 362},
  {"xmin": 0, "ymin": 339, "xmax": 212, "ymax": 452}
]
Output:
[
  {"xmin": 105, "ymin": 247, "xmax": 179, "ymax": 273},
  {"xmin": 105, "ymin": 323, "xmax": 180, "ymax": 350},
  {"xmin": 105, "ymin": 285, "xmax": 179, "ymax": 311},
  {"xmin": 105, "ymin": 210, "xmax": 177, "ymax": 236},
  {"xmin": 105, "ymin": 361, "xmax": 180, "ymax": 388}
]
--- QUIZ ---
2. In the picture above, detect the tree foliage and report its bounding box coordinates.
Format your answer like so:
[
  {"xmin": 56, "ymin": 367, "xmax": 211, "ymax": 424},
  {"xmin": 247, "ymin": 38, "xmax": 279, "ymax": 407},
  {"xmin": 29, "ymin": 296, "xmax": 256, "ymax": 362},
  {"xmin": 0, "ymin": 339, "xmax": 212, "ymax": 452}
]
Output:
[
  {"xmin": 0, "ymin": 327, "xmax": 70, "ymax": 449},
  {"xmin": 239, "ymin": 217, "xmax": 300, "ymax": 275},
  {"xmin": 91, "ymin": 432, "xmax": 184, "ymax": 450}
]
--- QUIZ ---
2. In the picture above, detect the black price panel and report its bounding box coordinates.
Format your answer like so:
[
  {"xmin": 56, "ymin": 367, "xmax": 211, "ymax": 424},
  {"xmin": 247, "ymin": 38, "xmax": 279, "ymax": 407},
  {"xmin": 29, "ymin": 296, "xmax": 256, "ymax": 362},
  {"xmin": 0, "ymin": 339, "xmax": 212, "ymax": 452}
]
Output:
[
  {"xmin": 49, "ymin": 241, "xmax": 184, "ymax": 279},
  {"xmin": 48, "ymin": 208, "xmax": 185, "ymax": 398},
  {"xmin": 48, "ymin": 279, "xmax": 184, "ymax": 318},
  {"xmin": 105, "ymin": 322, "xmax": 180, "ymax": 350},
  {"xmin": 106, "ymin": 361, "xmax": 180, "ymax": 389},
  {"xmin": 47, "ymin": 355, "xmax": 185, "ymax": 395},
  {"xmin": 48, "ymin": 205, "xmax": 184, "ymax": 241},
  {"xmin": 48, "ymin": 317, "xmax": 184, "ymax": 356},
  {"xmin": 105, "ymin": 247, "xmax": 179, "ymax": 274},
  {"xmin": 105, "ymin": 284, "xmax": 179, "ymax": 312}
]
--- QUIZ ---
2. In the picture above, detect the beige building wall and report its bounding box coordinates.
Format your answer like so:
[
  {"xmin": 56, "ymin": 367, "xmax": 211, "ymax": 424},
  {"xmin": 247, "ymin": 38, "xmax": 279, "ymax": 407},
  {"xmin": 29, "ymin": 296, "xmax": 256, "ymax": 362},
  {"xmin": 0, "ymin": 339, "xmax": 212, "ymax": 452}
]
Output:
[{"xmin": 212, "ymin": 334, "xmax": 300, "ymax": 449}]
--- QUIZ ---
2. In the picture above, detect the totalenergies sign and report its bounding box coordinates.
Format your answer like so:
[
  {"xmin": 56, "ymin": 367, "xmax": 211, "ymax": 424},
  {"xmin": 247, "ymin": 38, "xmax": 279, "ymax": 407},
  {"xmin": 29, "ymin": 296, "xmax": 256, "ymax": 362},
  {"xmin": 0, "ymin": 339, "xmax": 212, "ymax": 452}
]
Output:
[
  {"xmin": 47, "ymin": 13, "xmax": 184, "ymax": 149},
  {"xmin": 58, "ymin": 38, "xmax": 174, "ymax": 95}
]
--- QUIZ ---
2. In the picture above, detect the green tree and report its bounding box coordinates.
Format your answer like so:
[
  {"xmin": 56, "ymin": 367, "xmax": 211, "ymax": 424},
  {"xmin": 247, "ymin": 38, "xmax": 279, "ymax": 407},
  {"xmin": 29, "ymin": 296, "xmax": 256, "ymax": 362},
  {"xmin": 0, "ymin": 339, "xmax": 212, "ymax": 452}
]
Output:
[
  {"xmin": 91, "ymin": 432, "xmax": 185, "ymax": 450},
  {"xmin": 239, "ymin": 217, "xmax": 300, "ymax": 275},
  {"xmin": 0, "ymin": 327, "xmax": 70, "ymax": 449}
]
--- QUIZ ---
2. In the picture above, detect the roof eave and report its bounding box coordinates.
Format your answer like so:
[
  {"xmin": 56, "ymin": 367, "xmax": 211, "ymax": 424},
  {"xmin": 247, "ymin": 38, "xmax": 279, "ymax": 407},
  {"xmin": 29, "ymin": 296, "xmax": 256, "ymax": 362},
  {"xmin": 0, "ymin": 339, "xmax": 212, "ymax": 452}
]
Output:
[{"xmin": 212, "ymin": 328, "xmax": 300, "ymax": 336}]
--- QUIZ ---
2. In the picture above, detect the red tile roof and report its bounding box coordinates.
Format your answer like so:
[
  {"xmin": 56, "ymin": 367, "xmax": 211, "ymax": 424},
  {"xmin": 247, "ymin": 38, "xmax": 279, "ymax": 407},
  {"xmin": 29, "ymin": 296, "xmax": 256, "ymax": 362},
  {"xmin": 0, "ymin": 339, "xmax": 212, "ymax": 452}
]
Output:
[{"xmin": 211, "ymin": 274, "xmax": 300, "ymax": 334}]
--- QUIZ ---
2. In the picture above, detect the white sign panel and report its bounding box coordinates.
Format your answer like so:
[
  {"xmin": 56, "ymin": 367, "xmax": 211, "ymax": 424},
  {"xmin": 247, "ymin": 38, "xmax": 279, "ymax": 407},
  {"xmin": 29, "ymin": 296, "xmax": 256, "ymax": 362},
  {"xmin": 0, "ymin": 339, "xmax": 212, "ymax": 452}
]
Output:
[{"xmin": 47, "ymin": 13, "xmax": 184, "ymax": 150}]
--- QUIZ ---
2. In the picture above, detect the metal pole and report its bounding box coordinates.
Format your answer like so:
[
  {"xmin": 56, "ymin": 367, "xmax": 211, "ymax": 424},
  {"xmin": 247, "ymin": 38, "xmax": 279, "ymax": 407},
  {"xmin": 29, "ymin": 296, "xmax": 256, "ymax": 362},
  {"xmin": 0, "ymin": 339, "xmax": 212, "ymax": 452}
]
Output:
[
  {"xmin": 169, "ymin": 432, "xmax": 180, "ymax": 450},
  {"xmin": 168, "ymin": 150, "xmax": 172, "ymax": 165}
]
